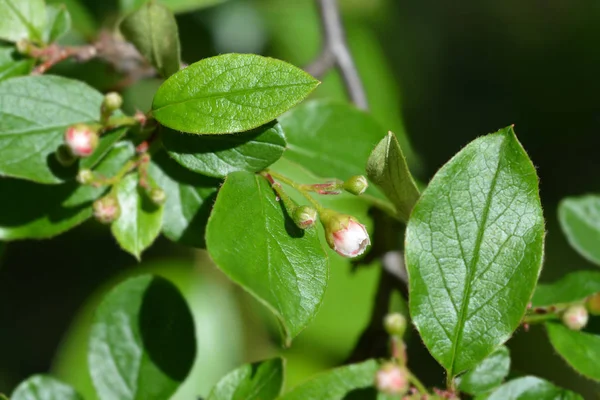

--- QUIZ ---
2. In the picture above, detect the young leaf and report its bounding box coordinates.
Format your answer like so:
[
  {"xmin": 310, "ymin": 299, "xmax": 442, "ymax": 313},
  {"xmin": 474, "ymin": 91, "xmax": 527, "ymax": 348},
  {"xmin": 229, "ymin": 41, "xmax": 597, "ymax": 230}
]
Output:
[
  {"xmin": 405, "ymin": 126, "xmax": 544, "ymax": 378},
  {"xmin": 531, "ymin": 270, "xmax": 600, "ymax": 308},
  {"xmin": 0, "ymin": 0, "xmax": 46, "ymax": 43},
  {"xmin": 366, "ymin": 131, "xmax": 420, "ymax": 222},
  {"xmin": 11, "ymin": 375, "xmax": 83, "ymax": 400},
  {"xmin": 89, "ymin": 274, "xmax": 196, "ymax": 400},
  {"xmin": 558, "ymin": 195, "xmax": 600, "ymax": 266},
  {"xmin": 482, "ymin": 376, "xmax": 582, "ymax": 400},
  {"xmin": 148, "ymin": 151, "xmax": 220, "ymax": 248},
  {"xmin": 0, "ymin": 142, "xmax": 134, "ymax": 240},
  {"xmin": 0, "ymin": 75, "xmax": 106, "ymax": 184},
  {"xmin": 207, "ymin": 358, "xmax": 284, "ymax": 400},
  {"xmin": 206, "ymin": 171, "xmax": 328, "ymax": 345},
  {"xmin": 162, "ymin": 121, "xmax": 286, "ymax": 178},
  {"xmin": 545, "ymin": 322, "xmax": 600, "ymax": 382},
  {"xmin": 111, "ymin": 172, "xmax": 165, "ymax": 260},
  {"xmin": 0, "ymin": 45, "xmax": 35, "ymax": 82},
  {"xmin": 279, "ymin": 100, "xmax": 388, "ymax": 201},
  {"xmin": 279, "ymin": 359, "xmax": 379, "ymax": 400},
  {"xmin": 120, "ymin": 1, "xmax": 180, "ymax": 78},
  {"xmin": 457, "ymin": 346, "xmax": 510, "ymax": 395},
  {"xmin": 44, "ymin": 4, "xmax": 71, "ymax": 44},
  {"xmin": 152, "ymin": 54, "xmax": 319, "ymax": 134}
]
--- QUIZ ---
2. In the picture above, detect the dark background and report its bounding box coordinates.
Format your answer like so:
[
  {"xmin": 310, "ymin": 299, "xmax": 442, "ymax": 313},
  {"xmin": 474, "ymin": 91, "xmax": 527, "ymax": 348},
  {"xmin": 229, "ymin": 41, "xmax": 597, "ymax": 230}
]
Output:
[{"xmin": 1, "ymin": 0, "xmax": 600, "ymax": 398}]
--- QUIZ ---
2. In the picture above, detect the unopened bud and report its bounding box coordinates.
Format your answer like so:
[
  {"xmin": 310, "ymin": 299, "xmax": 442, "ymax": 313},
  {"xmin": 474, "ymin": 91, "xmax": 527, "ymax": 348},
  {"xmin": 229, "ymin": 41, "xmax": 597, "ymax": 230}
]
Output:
[
  {"xmin": 293, "ymin": 205, "xmax": 317, "ymax": 229},
  {"xmin": 375, "ymin": 363, "xmax": 409, "ymax": 395},
  {"xmin": 384, "ymin": 313, "xmax": 407, "ymax": 337},
  {"xmin": 320, "ymin": 209, "xmax": 370, "ymax": 258},
  {"xmin": 77, "ymin": 169, "xmax": 94, "ymax": 184},
  {"xmin": 102, "ymin": 92, "xmax": 123, "ymax": 113},
  {"xmin": 343, "ymin": 175, "xmax": 368, "ymax": 196},
  {"xmin": 586, "ymin": 293, "xmax": 600, "ymax": 316},
  {"xmin": 149, "ymin": 188, "xmax": 166, "ymax": 205},
  {"xmin": 16, "ymin": 39, "xmax": 32, "ymax": 55},
  {"xmin": 93, "ymin": 195, "xmax": 120, "ymax": 224},
  {"xmin": 562, "ymin": 304, "xmax": 589, "ymax": 331},
  {"xmin": 55, "ymin": 144, "xmax": 77, "ymax": 166},
  {"xmin": 64, "ymin": 124, "xmax": 99, "ymax": 157}
]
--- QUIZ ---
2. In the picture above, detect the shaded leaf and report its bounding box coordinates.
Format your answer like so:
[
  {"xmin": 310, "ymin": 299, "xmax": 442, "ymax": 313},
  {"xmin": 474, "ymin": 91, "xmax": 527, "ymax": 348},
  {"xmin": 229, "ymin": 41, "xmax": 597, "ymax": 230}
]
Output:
[
  {"xmin": 482, "ymin": 376, "xmax": 582, "ymax": 400},
  {"xmin": 89, "ymin": 274, "xmax": 196, "ymax": 400},
  {"xmin": 162, "ymin": 121, "xmax": 286, "ymax": 178},
  {"xmin": 120, "ymin": 1, "xmax": 180, "ymax": 78},
  {"xmin": 0, "ymin": 0, "xmax": 46, "ymax": 43},
  {"xmin": 206, "ymin": 171, "xmax": 328, "ymax": 345},
  {"xmin": 120, "ymin": 0, "xmax": 228, "ymax": 14},
  {"xmin": 457, "ymin": 346, "xmax": 510, "ymax": 395},
  {"xmin": 366, "ymin": 130, "xmax": 420, "ymax": 222},
  {"xmin": 279, "ymin": 359, "xmax": 379, "ymax": 400},
  {"xmin": 405, "ymin": 126, "xmax": 545, "ymax": 377},
  {"xmin": 44, "ymin": 4, "xmax": 71, "ymax": 44},
  {"xmin": 152, "ymin": 53, "xmax": 319, "ymax": 134},
  {"xmin": 532, "ymin": 270, "xmax": 600, "ymax": 308},
  {"xmin": 0, "ymin": 45, "xmax": 35, "ymax": 82},
  {"xmin": 46, "ymin": 0, "xmax": 96, "ymax": 37},
  {"xmin": 111, "ymin": 172, "xmax": 164, "ymax": 259},
  {"xmin": 546, "ymin": 322, "xmax": 600, "ymax": 382},
  {"xmin": 558, "ymin": 195, "xmax": 600, "ymax": 266},
  {"xmin": 11, "ymin": 375, "xmax": 82, "ymax": 400},
  {"xmin": 207, "ymin": 358, "xmax": 284, "ymax": 400}
]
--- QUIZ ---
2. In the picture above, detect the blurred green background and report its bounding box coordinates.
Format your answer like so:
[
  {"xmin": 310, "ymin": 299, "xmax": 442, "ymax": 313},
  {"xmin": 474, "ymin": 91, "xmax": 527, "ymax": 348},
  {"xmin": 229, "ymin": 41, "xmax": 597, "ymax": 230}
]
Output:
[{"xmin": 2, "ymin": 0, "xmax": 600, "ymax": 398}]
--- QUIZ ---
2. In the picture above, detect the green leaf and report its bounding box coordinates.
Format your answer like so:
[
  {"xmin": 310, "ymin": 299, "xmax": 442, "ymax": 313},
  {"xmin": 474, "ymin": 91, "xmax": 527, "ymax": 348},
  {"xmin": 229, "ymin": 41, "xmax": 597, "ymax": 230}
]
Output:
[
  {"xmin": 44, "ymin": 4, "xmax": 71, "ymax": 44},
  {"xmin": 111, "ymin": 172, "xmax": 164, "ymax": 259},
  {"xmin": 279, "ymin": 359, "xmax": 379, "ymax": 400},
  {"xmin": 120, "ymin": 1, "xmax": 180, "ymax": 78},
  {"xmin": 207, "ymin": 358, "xmax": 284, "ymax": 400},
  {"xmin": 11, "ymin": 375, "xmax": 83, "ymax": 400},
  {"xmin": 0, "ymin": 0, "xmax": 46, "ymax": 43},
  {"xmin": 531, "ymin": 270, "xmax": 600, "ymax": 308},
  {"xmin": 405, "ymin": 126, "xmax": 545, "ymax": 377},
  {"xmin": 162, "ymin": 121, "xmax": 286, "ymax": 178},
  {"xmin": 0, "ymin": 142, "xmax": 134, "ymax": 240},
  {"xmin": 46, "ymin": 0, "xmax": 96, "ymax": 37},
  {"xmin": 483, "ymin": 376, "xmax": 583, "ymax": 400},
  {"xmin": 457, "ymin": 346, "xmax": 510, "ymax": 395},
  {"xmin": 279, "ymin": 100, "xmax": 388, "ymax": 201},
  {"xmin": 0, "ymin": 45, "xmax": 34, "ymax": 82},
  {"xmin": 89, "ymin": 274, "xmax": 196, "ymax": 400},
  {"xmin": 558, "ymin": 195, "xmax": 600, "ymax": 266},
  {"xmin": 152, "ymin": 54, "xmax": 319, "ymax": 134},
  {"xmin": 205, "ymin": 171, "xmax": 328, "ymax": 345},
  {"xmin": 545, "ymin": 322, "xmax": 600, "ymax": 382},
  {"xmin": 120, "ymin": 0, "xmax": 228, "ymax": 14},
  {"xmin": 0, "ymin": 75, "xmax": 106, "ymax": 184},
  {"xmin": 80, "ymin": 127, "xmax": 128, "ymax": 170},
  {"xmin": 148, "ymin": 151, "xmax": 220, "ymax": 248},
  {"xmin": 366, "ymin": 130, "xmax": 420, "ymax": 222}
]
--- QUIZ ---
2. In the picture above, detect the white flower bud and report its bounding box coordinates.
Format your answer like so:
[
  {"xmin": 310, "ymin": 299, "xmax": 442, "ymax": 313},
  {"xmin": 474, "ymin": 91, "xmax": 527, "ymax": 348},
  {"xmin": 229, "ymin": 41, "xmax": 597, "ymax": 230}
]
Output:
[
  {"xmin": 384, "ymin": 313, "xmax": 407, "ymax": 337},
  {"xmin": 64, "ymin": 124, "xmax": 98, "ymax": 157},
  {"xmin": 562, "ymin": 304, "xmax": 588, "ymax": 331},
  {"xmin": 375, "ymin": 363, "xmax": 409, "ymax": 395},
  {"xmin": 293, "ymin": 205, "xmax": 317, "ymax": 229},
  {"xmin": 320, "ymin": 210, "xmax": 370, "ymax": 258},
  {"xmin": 93, "ymin": 195, "xmax": 120, "ymax": 224}
]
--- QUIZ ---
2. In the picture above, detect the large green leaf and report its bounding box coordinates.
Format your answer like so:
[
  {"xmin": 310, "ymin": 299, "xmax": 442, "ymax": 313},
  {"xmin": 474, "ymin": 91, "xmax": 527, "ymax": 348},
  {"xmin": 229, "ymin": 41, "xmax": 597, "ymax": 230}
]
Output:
[
  {"xmin": 120, "ymin": 1, "xmax": 180, "ymax": 78},
  {"xmin": 531, "ymin": 270, "xmax": 600, "ymax": 308},
  {"xmin": 207, "ymin": 358, "xmax": 284, "ymax": 400},
  {"xmin": 0, "ymin": 75, "xmax": 105, "ymax": 184},
  {"xmin": 0, "ymin": 142, "xmax": 134, "ymax": 240},
  {"xmin": 0, "ymin": 45, "xmax": 34, "ymax": 82},
  {"xmin": 366, "ymin": 130, "xmax": 420, "ymax": 222},
  {"xmin": 11, "ymin": 375, "xmax": 83, "ymax": 400},
  {"xmin": 152, "ymin": 54, "xmax": 319, "ymax": 134},
  {"xmin": 111, "ymin": 172, "xmax": 165, "ymax": 260},
  {"xmin": 405, "ymin": 126, "xmax": 544, "ymax": 377},
  {"xmin": 88, "ymin": 274, "xmax": 196, "ymax": 400},
  {"xmin": 44, "ymin": 4, "xmax": 71, "ymax": 44},
  {"xmin": 148, "ymin": 151, "xmax": 220, "ymax": 248},
  {"xmin": 120, "ymin": 0, "xmax": 228, "ymax": 14},
  {"xmin": 279, "ymin": 359, "xmax": 379, "ymax": 400},
  {"xmin": 0, "ymin": 0, "xmax": 46, "ymax": 43},
  {"xmin": 481, "ymin": 376, "xmax": 582, "ymax": 400},
  {"xmin": 558, "ymin": 195, "xmax": 600, "ymax": 266},
  {"xmin": 458, "ymin": 346, "xmax": 510, "ymax": 395},
  {"xmin": 162, "ymin": 121, "xmax": 286, "ymax": 178},
  {"xmin": 205, "ymin": 171, "xmax": 328, "ymax": 345},
  {"xmin": 545, "ymin": 322, "xmax": 600, "ymax": 382},
  {"xmin": 279, "ymin": 100, "xmax": 387, "ymax": 201}
]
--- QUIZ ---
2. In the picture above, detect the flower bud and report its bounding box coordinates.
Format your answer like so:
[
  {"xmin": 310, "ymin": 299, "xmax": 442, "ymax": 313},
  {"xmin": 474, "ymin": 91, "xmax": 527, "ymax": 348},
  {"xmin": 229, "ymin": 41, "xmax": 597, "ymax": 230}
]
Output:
[
  {"xmin": 93, "ymin": 195, "xmax": 120, "ymax": 224},
  {"xmin": 64, "ymin": 124, "xmax": 99, "ymax": 157},
  {"xmin": 586, "ymin": 293, "xmax": 600, "ymax": 316},
  {"xmin": 77, "ymin": 169, "xmax": 94, "ymax": 184},
  {"xmin": 55, "ymin": 144, "xmax": 77, "ymax": 166},
  {"xmin": 102, "ymin": 92, "xmax": 123, "ymax": 113},
  {"xmin": 384, "ymin": 313, "xmax": 407, "ymax": 337},
  {"xmin": 343, "ymin": 175, "xmax": 368, "ymax": 196},
  {"xmin": 149, "ymin": 188, "xmax": 166, "ymax": 206},
  {"xmin": 293, "ymin": 205, "xmax": 317, "ymax": 229},
  {"xmin": 562, "ymin": 304, "xmax": 589, "ymax": 331},
  {"xmin": 320, "ymin": 209, "xmax": 370, "ymax": 258},
  {"xmin": 375, "ymin": 363, "xmax": 409, "ymax": 395},
  {"xmin": 16, "ymin": 39, "xmax": 32, "ymax": 55}
]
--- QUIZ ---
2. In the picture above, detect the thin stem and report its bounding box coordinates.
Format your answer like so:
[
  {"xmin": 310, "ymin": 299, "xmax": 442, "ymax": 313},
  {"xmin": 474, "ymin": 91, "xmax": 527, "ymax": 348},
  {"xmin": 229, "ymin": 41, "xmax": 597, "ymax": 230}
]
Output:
[
  {"xmin": 523, "ymin": 312, "xmax": 560, "ymax": 325},
  {"xmin": 408, "ymin": 371, "xmax": 428, "ymax": 395},
  {"xmin": 264, "ymin": 170, "xmax": 324, "ymax": 212}
]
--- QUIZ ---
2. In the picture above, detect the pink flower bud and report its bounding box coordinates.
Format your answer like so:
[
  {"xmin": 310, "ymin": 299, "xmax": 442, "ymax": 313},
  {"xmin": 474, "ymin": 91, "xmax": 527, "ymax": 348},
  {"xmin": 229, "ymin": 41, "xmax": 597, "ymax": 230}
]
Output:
[
  {"xmin": 93, "ymin": 195, "xmax": 120, "ymax": 224},
  {"xmin": 293, "ymin": 205, "xmax": 317, "ymax": 229},
  {"xmin": 64, "ymin": 124, "xmax": 98, "ymax": 157},
  {"xmin": 320, "ymin": 209, "xmax": 370, "ymax": 258},
  {"xmin": 562, "ymin": 304, "xmax": 588, "ymax": 331},
  {"xmin": 375, "ymin": 363, "xmax": 409, "ymax": 395}
]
